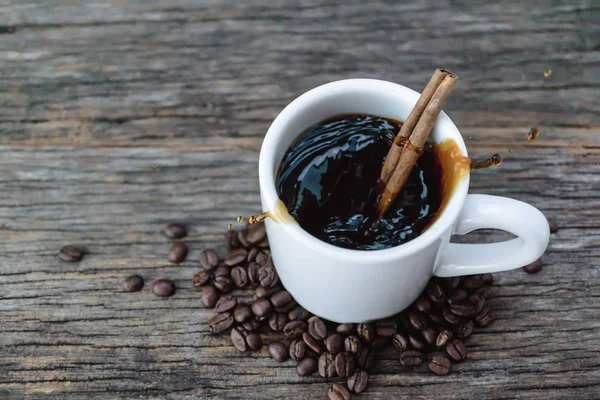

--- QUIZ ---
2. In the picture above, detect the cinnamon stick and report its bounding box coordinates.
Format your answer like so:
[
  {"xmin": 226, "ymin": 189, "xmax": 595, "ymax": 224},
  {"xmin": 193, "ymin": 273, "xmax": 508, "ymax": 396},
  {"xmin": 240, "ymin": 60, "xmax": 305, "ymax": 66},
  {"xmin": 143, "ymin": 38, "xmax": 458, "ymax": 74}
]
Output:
[
  {"xmin": 379, "ymin": 69, "xmax": 447, "ymax": 185},
  {"xmin": 376, "ymin": 70, "xmax": 458, "ymax": 218}
]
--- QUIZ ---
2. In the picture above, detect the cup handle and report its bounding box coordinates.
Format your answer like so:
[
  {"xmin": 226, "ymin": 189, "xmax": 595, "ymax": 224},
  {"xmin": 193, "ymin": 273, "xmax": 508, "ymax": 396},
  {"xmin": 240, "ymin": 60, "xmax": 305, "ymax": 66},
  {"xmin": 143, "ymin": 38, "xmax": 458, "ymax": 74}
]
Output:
[{"xmin": 434, "ymin": 194, "xmax": 550, "ymax": 277}]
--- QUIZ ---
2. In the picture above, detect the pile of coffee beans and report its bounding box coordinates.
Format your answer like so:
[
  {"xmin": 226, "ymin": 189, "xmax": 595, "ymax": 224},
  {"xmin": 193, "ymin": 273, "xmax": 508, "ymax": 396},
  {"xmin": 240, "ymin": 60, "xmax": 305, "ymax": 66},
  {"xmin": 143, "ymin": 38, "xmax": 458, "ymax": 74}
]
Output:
[{"xmin": 195, "ymin": 224, "xmax": 502, "ymax": 399}]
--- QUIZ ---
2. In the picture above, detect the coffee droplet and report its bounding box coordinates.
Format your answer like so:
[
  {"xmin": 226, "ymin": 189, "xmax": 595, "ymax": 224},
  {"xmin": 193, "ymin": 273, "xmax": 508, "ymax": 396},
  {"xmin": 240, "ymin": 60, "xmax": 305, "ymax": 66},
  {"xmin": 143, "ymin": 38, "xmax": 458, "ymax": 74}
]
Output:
[
  {"xmin": 471, "ymin": 154, "xmax": 502, "ymax": 170},
  {"xmin": 248, "ymin": 216, "xmax": 256, "ymax": 224},
  {"xmin": 255, "ymin": 212, "xmax": 268, "ymax": 223},
  {"xmin": 237, "ymin": 216, "xmax": 243, "ymax": 222},
  {"xmin": 544, "ymin": 69, "xmax": 552, "ymax": 78},
  {"xmin": 491, "ymin": 154, "xmax": 502, "ymax": 166},
  {"xmin": 227, "ymin": 223, "xmax": 233, "ymax": 230},
  {"xmin": 527, "ymin": 127, "xmax": 540, "ymax": 141}
]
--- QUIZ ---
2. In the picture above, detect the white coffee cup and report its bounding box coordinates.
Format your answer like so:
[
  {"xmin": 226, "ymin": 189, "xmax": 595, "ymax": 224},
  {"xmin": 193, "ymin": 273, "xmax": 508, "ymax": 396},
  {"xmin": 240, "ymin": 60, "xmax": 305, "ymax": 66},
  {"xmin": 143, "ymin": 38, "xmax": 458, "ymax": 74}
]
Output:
[{"xmin": 258, "ymin": 79, "xmax": 549, "ymax": 323}]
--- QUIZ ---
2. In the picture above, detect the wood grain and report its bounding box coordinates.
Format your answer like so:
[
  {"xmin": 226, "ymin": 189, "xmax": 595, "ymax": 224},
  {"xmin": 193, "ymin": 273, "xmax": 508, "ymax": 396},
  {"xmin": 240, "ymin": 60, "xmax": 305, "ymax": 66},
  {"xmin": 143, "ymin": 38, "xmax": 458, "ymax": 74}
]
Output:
[{"xmin": 1, "ymin": 1, "xmax": 599, "ymax": 399}]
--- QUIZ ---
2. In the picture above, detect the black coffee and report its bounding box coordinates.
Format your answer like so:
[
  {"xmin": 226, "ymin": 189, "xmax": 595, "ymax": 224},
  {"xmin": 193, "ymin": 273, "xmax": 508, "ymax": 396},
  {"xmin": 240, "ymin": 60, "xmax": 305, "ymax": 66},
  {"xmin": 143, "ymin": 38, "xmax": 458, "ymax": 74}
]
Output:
[{"xmin": 276, "ymin": 114, "xmax": 442, "ymax": 250}]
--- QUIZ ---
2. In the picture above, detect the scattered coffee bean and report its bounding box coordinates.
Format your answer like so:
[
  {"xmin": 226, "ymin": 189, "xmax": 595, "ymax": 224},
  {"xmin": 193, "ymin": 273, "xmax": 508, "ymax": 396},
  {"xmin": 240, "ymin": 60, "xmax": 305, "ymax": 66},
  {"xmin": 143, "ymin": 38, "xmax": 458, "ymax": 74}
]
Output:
[
  {"xmin": 215, "ymin": 295, "xmax": 237, "ymax": 313},
  {"xmin": 214, "ymin": 265, "xmax": 230, "ymax": 278},
  {"xmin": 371, "ymin": 336, "xmax": 389, "ymax": 349},
  {"xmin": 255, "ymin": 250, "xmax": 271, "ymax": 265},
  {"xmin": 225, "ymin": 248, "xmax": 248, "ymax": 266},
  {"xmin": 297, "ymin": 357, "xmax": 318, "ymax": 376},
  {"xmin": 409, "ymin": 312, "xmax": 428, "ymax": 330},
  {"xmin": 344, "ymin": 335, "xmax": 362, "ymax": 354},
  {"xmin": 208, "ymin": 312, "xmax": 233, "ymax": 334},
  {"xmin": 288, "ymin": 306, "xmax": 311, "ymax": 321},
  {"xmin": 449, "ymin": 302, "xmax": 476, "ymax": 318},
  {"xmin": 375, "ymin": 319, "xmax": 397, "ymax": 337},
  {"xmin": 58, "ymin": 245, "xmax": 84, "ymax": 262},
  {"xmin": 463, "ymin": 275, "xmax": 485, "ymax": 289},
  {"xmin": 231, "ymin": 266, "xmax": 248, "ymax": 288},
  {"xmin": 164, "ymin": 223, "xmax": 187, "ymax": 239},
  {"xmin": 201, "ymin": 285, "xmax": 219, "ymax": 308},
  {"xmin": 268, "ymin": 341, "xmax": 288, "ymax": 362},
  {"xmin": 199, "ymin": 249, "xmax": 219, "ymax": 270},
  {"xmin": 233, "ymin": 304, "xmax": 253, "ymax": 323},
  {"xmin": 192, "ymin": 270, "xmax": 210, "ymax": 287},
  {"xmin": 392, "ymin": 332, "xmax": 409, "ymax": 352},
  {"xmin": 247, "ymin": 247, "xmax": 259, "ymax": 263},
  {"xmin": 246, "ymin": 333, "xmax": 262, "ymax": 350},
  {"xmin": 347, "ymin": 369, "xmax": 368, "ymax": 394},
  {"xmin": 442, "ymin": 307, "xmax": 461, "ymax": 325},
  {"xmin": 247, "ymin": 223, "xmax": 267, "ymax": 245},
  {"xmin": 428, "ymin": 308, "xmax": 444, "ymax": 325},
  {"xmin": 242, "ymin": 319, "xmax": 260, "ymax": 332},
  {"xmin": 247, "ymin": 262, "xmax": 260, "ymax": 286},
  {"xmin": 335, "ymin": 352, "xmax": 357, "ymax": 378},
  {"xmin": 237, "ymin": 230, "xmax": 251, "ymax": 248},
  {"xmin": 448, "ymin": 289, "xmax": 468, "ymax": 304},
  {"xmin": 548, "ymin": 218, "xmax": 558, "ymax": 234},
  {"xmin": 446, "ymin": 338, "xmax": 467, "ymax": 361},
  {"xmin": 426, "ymin": 281, "xmax": 446, "ymax": 305},
  {"xmin": 303, "ymin": 332, "xmax": 324, "ymax": 354},
  {"xmin": 289, "ymin": 339, "xmax": 307, "ymax": 361},
  {"xmin": 475, "ymin": 304, "xmax": 494, "ymax": 326},
  {"xmin": 414, "ymin": 296, "xmax": 432, "ymax": 313},
  {"xmin": 482, "ymin": 273, "xmax": 493, "ymax": 285},
  {"xmin": 357, "ymin": 323, "xmax": 375, "ymax": 343},
  {"xmin": 442, "ymin": 276, "xmax": 461, "ymax": 290},
  {"xmin": 225, "ymin": 230, "xmax": 240, "ymax": 249},
  {"xmin": 268, "ymin": 312, "xmax": 289, "ymax": 332},
  {"xmin": 324, "ymin": 334, "xmax": 344, "ymax": 354},
  {"xmin": 231, "ymin": 326, "xmax": 248, "ymax": 352},
  {"xmin": 356, "ymin": 347, "xmax": 374, "ymax": 370},
  {"xmin": 336, "ymin": 323, "xmax": 356, "ymax": 335},
  {"xmin": 474, "ymin": 285, "xmax": 493, "ymax": 299},
  {"xmin": 409, "ymin": 334, "xmax": 425, "ymax": 350},
  {"xmin": 271, "ymin": 290, "xmax": 292, "ymax": 307},
  {"xmin": 274, "ymin": 300, "xmax": 297, "ymax": 313},
  {"xmin": 251, "ymin": 298, "xmax": 272, "ymax": 320},
  {"xmin": 400, "ymin": 350, "xmax": 423, "ymax": 367},
  {"xmin": 523, "ymin": 258, "xmax": 543, "ymax": 274},
  {"xmin": 284, "ymin": 320, "xmax": 307, "ymax": 338},
  {"xmin": 255, "ymin": 285, "xmax": 278, "ymax": 299},
  {"xmin": 429, "ymin": 355, "xmax": 452, "ymax": 375},
  {"xmin": 152, "ymin": 279, "xmax": 175, "ymax": 297},
  {"xmin": 436, "ymin": 329, "xmax": 453, "ymax": 348},
  {"xmin": 472, "ymin": 296, "xmax": 486, "ymax": 314},
  {"xmin": 422, "ymin": 327, "xmax": 437, "ymax": 345},
  {"xmin": 454, "ymin": 320, "xmax": 474, "ymax": 339},
  {"xmin": 328, "ymin": 383, "xmax": 351, "ymax": 400},
  {"xmin": 123, "ymin": 275, "xmax": 144, "ymax": 292},
  {"xmin": 169, "ymin": 242, "xmax": 188, "ymax": 264},
  {"xmin": 318, "ymin": 352, "xmax": 337, "ymax": 378},
  {"xmin": 258, "ymin": 264, "xmax": 279, "ymax": 288},
  {"xmin": 214, "ymin": 276, "xmax": 233, "ymax": 293},
  {"xmin": 309, "ymin": 316, "xmax": 328, "ymax": 340}
]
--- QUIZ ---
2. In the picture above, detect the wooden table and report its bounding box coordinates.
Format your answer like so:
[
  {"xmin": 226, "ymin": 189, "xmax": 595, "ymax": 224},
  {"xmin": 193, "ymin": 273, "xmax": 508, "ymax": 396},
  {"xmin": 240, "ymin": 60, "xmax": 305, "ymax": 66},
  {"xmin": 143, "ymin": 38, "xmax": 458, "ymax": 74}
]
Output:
[{"xmin": 1, "ymin": 1, "xmax": 599, "ymax": 399}]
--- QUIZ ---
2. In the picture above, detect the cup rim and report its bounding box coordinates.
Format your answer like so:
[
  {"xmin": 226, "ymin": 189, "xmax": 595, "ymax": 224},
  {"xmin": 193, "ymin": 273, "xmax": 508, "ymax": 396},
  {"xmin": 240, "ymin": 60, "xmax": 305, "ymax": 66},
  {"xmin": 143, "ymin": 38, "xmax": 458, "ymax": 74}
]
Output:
[{"xmin": 259, "ymin": 78, "xmax": 469, "ymax": 263}]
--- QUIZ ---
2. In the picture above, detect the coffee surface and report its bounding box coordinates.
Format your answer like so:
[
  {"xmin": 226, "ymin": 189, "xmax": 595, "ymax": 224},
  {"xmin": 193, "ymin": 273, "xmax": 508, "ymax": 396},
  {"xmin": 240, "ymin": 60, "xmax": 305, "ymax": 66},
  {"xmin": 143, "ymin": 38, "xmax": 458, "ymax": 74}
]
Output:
[{"xmin": 276, "ymin": 114, "xmax": 442, "ymax": 250}]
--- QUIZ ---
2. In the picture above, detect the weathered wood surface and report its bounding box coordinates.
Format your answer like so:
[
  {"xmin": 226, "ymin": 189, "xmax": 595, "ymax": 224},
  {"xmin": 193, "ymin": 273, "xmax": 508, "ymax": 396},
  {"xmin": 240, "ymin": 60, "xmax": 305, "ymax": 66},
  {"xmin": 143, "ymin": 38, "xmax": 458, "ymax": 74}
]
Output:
[{"xmin": 1, "ymin": 1, "xmax": 599, "ymax": 399}]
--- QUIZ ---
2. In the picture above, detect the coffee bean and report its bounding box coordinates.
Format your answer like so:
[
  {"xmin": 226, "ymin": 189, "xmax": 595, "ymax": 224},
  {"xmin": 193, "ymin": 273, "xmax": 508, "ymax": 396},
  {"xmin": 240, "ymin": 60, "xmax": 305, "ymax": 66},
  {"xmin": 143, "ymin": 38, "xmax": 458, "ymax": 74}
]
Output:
[
  {"xmin": 428, "ymin": 309, "xmax": 444, "ymax": 325},
  {"xmin": 169, "ymin": 242, "xmax": 188, "ymax": 264},
  {"xmin": 237, "ymin": 230, "xmax": 251, "ymax": 248},
  {"xmin": 523, "ymin": 258, "xmax": 542, "ymax": 274},
  {"xmin": 392, "ymin": 332, "xmax": 409, "ymax": 352},
  {"xmin": 409, "ymin": 312, "xmax": 428, "ymax": 330},
  {"xmin": 482, "ymin": 273, "xmax": 493, "ymax": 285},
  {"xmin": 442, "ymin": 276, "xmax": 461, "ymax": 290},
  {"xmin": 208, "ymin": 312, "xmax": 233, "ymax": 334},
  {"xmin": 475, "ymin": 304, "xmax": 494, "ymax": 326},
  {"xmin": 303, "ymin": 332, "xmax": 323, "ymax": 354},
  {"xmin": 242, "ymin": 319, "xmax": 260, "ymax": 332},
  {"xmin": 336, "ymin": 323, "xmax": 356, "ymax": 335},
  {"xmin": 200, "ymin": 249, "xmax": 219, "ymax": 270},
  {"xmin": 436, "ymin": 329, "xmax": 453, "ymax": 348},
  {"xmin": 152, "ymin": 279, "xmax": 175, "ymax": 297},
  {"xmin": 246, "ymin": 333, "xmax": 262, "ymax": 350},
  {"xmin": 214, "ymin": 276, "xmax": 233, "ymax": 293},
  {"xmin": 442, "ymin": 307, "xmax": 461, "ymax": 325},
  {"xmin": 225, "ymin": 248, "xmax": 247, "ymax": 266},
  {"xmin": 251, "ymin": 298, "xmax": 272, "ymax": 320},
  {"xmin": 268, "ymin": 341, "xmax": 288, "ymax": 362},
  {"xmin": 254, "ymin": 285, "xmax": 277, "ymax": 298},
  {"xmin": 446, "ymin": 338, "xmax": 467, "ymax": 361},
  {"xmin": 247, "ymin": 247, "xmax": 259, "ymax": 263},
  {"xmin": 463, "ymin": 275, "xmax": 484, "ymax": 289},
  {"xmin": 454, "ymin": 320, "xmax": 474, "ymax": 339},
  {"xmin": 123, "ymin": 275, "xmax": 144, "ymax": 292},
  {"xmin": 548, "ymin": 218, "xmax": 558, "ymax": 234},
  {"xmin": 356, "ymin": 347, "xmax": 374, "ymax": 370},
  {"xmin": 284, "ymin": 320, "xmax": 307, "ymax": 338},
  {"xmin": 288, "ymin": 306, "xmax": 311, "ymax": 321},
  {"xmin": 473, "ymin": 285, "xmax": 493, "ymax": 299},
  {"xmin": 448, "ymin": 289, "xmax": 468, "ymax": 305},
  {"xmin": 324, "ymin": 334, "xmax": 344, "ymax": 354},
  {"xmin": 318, "ymin": 352, "xmax": 337, "ymax": 378},
  {"xmin": 58, "ymin": 245, "xmax": 84, "ymax": 262},
  {"xmin": 356, "ymin": 323, "xmax": 375, "ymax": 343},
  {"xmin": 289, "ymin": 339, "xmax": 307, "ymax": 361},
  {"xmin": 268, "ymin": 312, "xmax": 289, "ymax": 332},
  {"xmin": 449, "ymin": 302, "xmax": 476, "ymax": 318},
  {"xmin": 344, "ymin": 335, "xmax": 362, "ymax": 354},
  {"xmin": 347, "ymin": 369, "xmax": 368, "ymax": 394},
  {"xmin": 328, "ymin": 383, "xmax": 351, "ymax": 400},
  {"xmin": 258, "ymin": 264, "xmax": 279, "ymax": 288},
  {"xmin": 231, "ymin": 266, "xmax": 248, "ymax": 288},
  {"xmin": 399, "ymin": 350, "xmax": 423, "ymax": 367},
  {"xmin": 426, "ymin": 281, "xmax": 446, "ymax": 305},
  {"xmin": 246, "ymin": 223, "xmax": 267, "ymax": 245},
  {"xmin": 233, "ymin": 304, "xmax": 253, "ymax": 323},
  {"xmin": 422, "ymin": 327, "xmax": 437, "ymax": 345},
  {"xmin": 225, "ymin": 230, "xmax": 240, "ymax": 249},
  {"xmin": 164, "ymin": 223, "xmax": 187, "ymax": 239},
  {"xmin": 372, "ymin": 335, "xmax": 389, "ymax": 349},
  {"xmin": 214, "ymin": 294, "xmax": 237, "ymax": 313},
  {"xmin": 274, "ymin": 299, "xmax": 298, "ymax": 313},
  {"xmin": 255, "ymin": 251, "xmax": 271, "ymax": 265},
  {"xmin": 309, "ymin": 317, "xmax": 328, "ymax": 340},
  {"xmin": 375, "ymin": 319, "xmax": 397, "ymax": 337},
  {"xmin": 414, "ymin": 297, "xmax": 432, "ymax": 313},
  {"xmin": 247, "ymin": 262, "xmax": 260, "ymax": 286},
  {"xmin": 297, "ymin": 357, "xmax": 318, "ymax": 376},
  {"xmin": 192, "ymin": 270, "xmax": 210, "ymax": 287},
  {"xmin": 335, "ymin": 352, "xmax": 357, "ymax": 378},
  {"xmin": 429, "ymin": 355, "xmax": 452, "ymax": 376},
  {"xmin": 271, "ymin": 290, "xmax": 292, "ymax": 308},
  {"xmin": 214, "ymin": 265, "xmax": 230, "ymax": 278},
  {"xmin": 201, "ymin": 285, "xmax": 219, "ymax": 308},
  {"xmin": 231, "ymin": 326, "xmax": 248, "ymax": 352},
  {"xmin": 472, "ymin": 296, "xmax": 486, "ymax": 314},
  {"xmin": 409, "ymin": 334, "xmax": 425, "ymax": 350}
]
